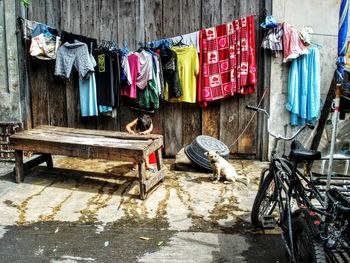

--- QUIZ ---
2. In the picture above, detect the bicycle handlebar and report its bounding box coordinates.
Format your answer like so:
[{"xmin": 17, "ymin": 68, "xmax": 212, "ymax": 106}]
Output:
[{"xmin": 246, "ymin": 104, "xmax": 313, "ymax": 141}]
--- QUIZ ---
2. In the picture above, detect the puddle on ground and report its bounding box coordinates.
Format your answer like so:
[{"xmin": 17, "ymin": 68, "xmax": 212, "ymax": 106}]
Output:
[{"xmin": 1, "ymin": 157, "xmax": 266, "ymax": 233}]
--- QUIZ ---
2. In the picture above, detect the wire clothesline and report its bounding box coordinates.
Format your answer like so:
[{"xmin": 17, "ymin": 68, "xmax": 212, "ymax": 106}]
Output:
[{"xmin": 228, "ymin": 87, "xmax": 269, "ymax": 149}]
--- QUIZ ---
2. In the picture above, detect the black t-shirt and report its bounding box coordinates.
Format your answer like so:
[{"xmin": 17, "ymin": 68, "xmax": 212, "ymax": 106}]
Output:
[{"xmin": 93, "ymin": 49, "xmax": 120, "ymax": 107}]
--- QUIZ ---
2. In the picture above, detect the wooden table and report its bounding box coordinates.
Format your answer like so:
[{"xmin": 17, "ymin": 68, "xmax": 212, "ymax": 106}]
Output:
[{"xmin": 10, "ymin": 125, "xmax": 165, "ymax": 199}]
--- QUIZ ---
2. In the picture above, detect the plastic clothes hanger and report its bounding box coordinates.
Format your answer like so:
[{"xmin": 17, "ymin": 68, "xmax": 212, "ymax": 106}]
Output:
[{"xmin": 173, "ymin": 36, "xmax": 188, "ymax": 47}]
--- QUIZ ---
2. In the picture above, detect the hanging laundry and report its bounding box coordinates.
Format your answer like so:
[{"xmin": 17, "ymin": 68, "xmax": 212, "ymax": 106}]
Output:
[
  {"xmin": 29, "ymin": 22, "xmax": 60, "ymax": 60},
  {"xmin": 122, "ymin": 53, "xmax": 140, "ymax": 99},
  {"xmin": 93, "ymin": 47, "xmax": 121, "ymax": 107},
  {"xmin": 282, "ymin": 22, "xmax": 309, "ymax": 62},
  {"xmin": 55, "ymin": 40, "xmax": 95, "ymax": 79},
  {"xmin": 136, "ymin": 50, "xmax": 153, "ymax": 90},
  {"xmin": 170, "ymin": 31, "xmax": 200, "ymax": 53},
  {"xmin": 286, "ymin": 47, "xmax": 321, "ymax": 125},
  {"xmin": 18, "ymin": 18, "xmax": 38, "ymax": 40},
  {"xmin": 168, "ymin": 46, "xmax": 199, "ymax": 103},
  {"xmin": 199, "ymin": 15, "xmax": 257, "ymax": 103},
  {"xmin": 55, "ymin": 40, "xmax": 98, "ymax": 117},
  {"xmin": 261, "ymin": 23, "xmax": 283, "ymax": 55},
  {"xmin": 136, "ymin": 50, "xmax": 159, "ymax": 109},
  {"xmin": 159, "ymin": 46, "xmax": 182, "ymax": 99},
  {"xmin": 32, "ymin": 23, "xmax": 58, "ymax": 38},
  {"xmin": 61, "ymin": 31, "xmax": 97, "ymax": 53},
  {"xmin": 30, "ymin": 33, "xmax": 60, "ymax": 60},
  {"xmin": 78, "ymin": 51, "xmax": 98, "ymax": 117}
]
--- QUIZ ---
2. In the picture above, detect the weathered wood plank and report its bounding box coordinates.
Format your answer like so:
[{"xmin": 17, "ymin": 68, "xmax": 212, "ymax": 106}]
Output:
[
  {"xmin": 14, "ymin": 150, "xmax": 24, "ymax": 183},
  {"xmin": 163, "ymin": 0, "xmax": 183, "ymax": 156},
  {"xmin": 237, "ymin": 1, "xmax": 259, "ymax": 155},
  {"xmin": 181, "ymin": 0, "xmax": 202, "ymax": 146},
  {"xmin": 31, "ymin": 125, "xmax": 163, "ymax": 139},
  {"xmin": 61, "ymin": 0, "xmax": 82, "ymax": 128},
  {"xmin": 201, "ymin": 0, "xmax": 222, "ymax": 140},
  {"xmin": 220, "ymin": 97, "xmax": 239, "ymax": 153},
  {"xmin": 144, "ymin": 0, "xmax": 162, "ymax": 42},
  {"xmin": 256, "ymin": 0, "xmax": 272, "ymax": 160},
  {"xmin": 23, "ymin": 154, "xmax": 49, "ymax": 170},
  {"xmin": 138, "ymin": 161, "xmax": 146, "ymax": 199},
  {"xmin": 219, "ymin": 0, "xmax": 240, "ymax": 153},
  {"xmin": 144, "ymin": 169, "xmax": 165, "ymax": 192},
  {"xmin": 155, "ymin": 148, "xmax": 163, "ymax": 171},
  {"xmin": 142, "ymin": 0, "xmax": 164, "ymax": 142},
  {"xmin": 11, "ymin": 139, "xmax": 144, "ymax": 162},
  {"xmin": 10, "ymin": 126, "xmax": 164, "ymax": 163},
  {"xmin": 27, "ymin": 0, "xmax": 49, "ymax": 127},
  {"xmin": 79, "ymin": 0, "xmax": 100, "ymax": 130},
  {"xmin": 11, "ymin": 132, "xmax": 154, "ymax": 149},
  {"xmin": 95, "ymin": 0, "xmax": 119, "ymax": 131},
  {"xmin": 118, "ymin": 0, "xmax": 137, "ymax": 50}
]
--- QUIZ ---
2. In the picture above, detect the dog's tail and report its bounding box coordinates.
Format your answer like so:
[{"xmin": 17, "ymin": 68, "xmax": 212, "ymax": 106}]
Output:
[{"xmin": 236, "ymin": 176, "xmax": 250, "ymax": 185}]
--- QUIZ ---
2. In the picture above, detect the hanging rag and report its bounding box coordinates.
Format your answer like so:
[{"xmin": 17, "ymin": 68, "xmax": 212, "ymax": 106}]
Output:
[
  {"xmin": 282, "ymin": 22, "xmax": 309, "ymax": 62},
  {"xmin": 261, "ymin": 23, "xmax": 283, "ymax": 55},
  {"xmin": 199, "ymin": 15, "xmax": 256, "ymax": 103},
  {"xmin": 286, "ymin": 47, "xmax": 321, "ymax": 125},
  {"xmin": 30, "ymin": 33, "xmax": 60, "ymax": 60}
]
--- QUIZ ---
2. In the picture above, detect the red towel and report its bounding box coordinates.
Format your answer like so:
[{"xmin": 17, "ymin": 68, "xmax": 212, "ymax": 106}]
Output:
[{"xmin": 198, "ymin": 16, "xmax": 256, "ymax": 103}]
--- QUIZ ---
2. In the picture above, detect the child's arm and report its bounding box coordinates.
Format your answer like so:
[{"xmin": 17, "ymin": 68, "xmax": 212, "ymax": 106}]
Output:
[
  {"xmin": 126, "ymin": 119, "xmax": 138, "ymax": 134},
  {"xmin": 139, "ymin": 123, "xmax": 153, "ymax": 135}
]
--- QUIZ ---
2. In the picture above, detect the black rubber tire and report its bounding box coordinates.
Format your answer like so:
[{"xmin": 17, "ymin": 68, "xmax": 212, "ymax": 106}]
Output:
[
  {"xmin": 292, "ymin": 215, "xmax": 326, "ymax": 263},
  {"xmin": 251, "ymin": 172, "xmax": 277, "ymax": 227}
]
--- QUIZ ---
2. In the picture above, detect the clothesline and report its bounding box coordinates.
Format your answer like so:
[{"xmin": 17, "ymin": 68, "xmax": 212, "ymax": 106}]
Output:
[{"xmin": 21, "ymin": 14, "xmax": 258, "ymax": 117}]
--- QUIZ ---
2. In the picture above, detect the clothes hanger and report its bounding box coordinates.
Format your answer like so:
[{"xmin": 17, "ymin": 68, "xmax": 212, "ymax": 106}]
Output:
[
  {"xmin": 310, "ymin": 42, "xmax": 323, "ymax": 49},
  {"xmin": 173, "ymin": 36, "xmax": 188, "ymax": 47}
]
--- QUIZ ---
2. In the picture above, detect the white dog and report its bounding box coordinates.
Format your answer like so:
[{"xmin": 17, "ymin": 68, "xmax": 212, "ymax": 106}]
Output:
[{"xmin": 204, "ymin": 151, "xmax": 250, "ymax": 185}]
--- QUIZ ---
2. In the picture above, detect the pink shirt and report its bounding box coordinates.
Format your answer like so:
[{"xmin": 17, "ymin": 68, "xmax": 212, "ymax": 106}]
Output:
[{"xmin": 127, "ymin": 53, "xmax": 140, "ymax": 99}]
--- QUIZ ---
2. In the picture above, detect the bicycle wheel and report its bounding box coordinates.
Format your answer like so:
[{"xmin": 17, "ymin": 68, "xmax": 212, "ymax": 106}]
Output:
[
  {"xmin": 251, "ymin": 172, "xmax": 277, "ymax": 227},
  {"xmin": 292, "ymin": 215, "xmax": 326, "ymax": 263}
]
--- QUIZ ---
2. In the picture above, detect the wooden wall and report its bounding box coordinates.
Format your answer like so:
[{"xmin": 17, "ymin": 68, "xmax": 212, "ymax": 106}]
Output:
[{"xmin": 21, "ymin": 0, "xmax": 270, "ymax": 158}]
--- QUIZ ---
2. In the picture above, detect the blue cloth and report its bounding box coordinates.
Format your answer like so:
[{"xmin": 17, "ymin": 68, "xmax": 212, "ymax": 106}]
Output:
[
  {"xmin": 147, "ymin": 39, "xmax": 172, "ymax": 49},
  {"xmin": 336, "ymin": 0, "xmax": 349, "ymax": 82},
  {"xmin": 79, "ymin": 73, "xmax": 98, "ymax": 117},
  {"xmin": 32, "ymin": 23, "xmax": 58, "ymax": 37},
  {"xmin": 99, "ymin": 105, "xmax": 112, "ymax": 113},
  {"xmin": 286, "ymin": 48, "xmax": 320, "ymax": 125}
]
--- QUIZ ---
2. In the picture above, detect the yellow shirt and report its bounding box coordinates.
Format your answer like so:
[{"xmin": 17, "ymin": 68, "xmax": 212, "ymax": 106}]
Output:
[{"xmin": 165, "ymin": 46, "xmax": 199, "ymax": 103}]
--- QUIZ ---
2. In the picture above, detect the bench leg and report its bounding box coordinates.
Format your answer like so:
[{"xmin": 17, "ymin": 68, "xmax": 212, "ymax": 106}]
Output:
[
  {"xmin": 155, "ymin": 148, "xmax": 163, "ymax": 170},
  {"xmin": 138, "ymin": 161, "xmax": 147, "ymax": 200},
  {"xmin": 43, "ymin": 154, "xmax": 53, "ymax": 169},
  {"xmin": 14, "ymin": 150, "xmax": 24, "ymax": 183},
  {"xmin": 155, "ymin": 148, "xmax": 164, "ymax": 181}
]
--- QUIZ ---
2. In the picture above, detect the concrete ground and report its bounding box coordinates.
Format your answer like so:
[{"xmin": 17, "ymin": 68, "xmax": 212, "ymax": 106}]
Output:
[{"xmin": 0, "ymin": 157, "xmax": 286, "ymax": 263}]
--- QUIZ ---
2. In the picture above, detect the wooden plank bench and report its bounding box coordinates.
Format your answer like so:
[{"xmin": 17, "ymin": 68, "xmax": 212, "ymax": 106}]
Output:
[{"xmin": 9, "ymin": 125, "xmax": 165, "ymax": 199}]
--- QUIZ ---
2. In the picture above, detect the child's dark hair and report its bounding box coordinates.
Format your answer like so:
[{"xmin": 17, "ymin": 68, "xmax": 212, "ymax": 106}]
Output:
[{"xmin": 136, "ymin": 114, "xmax": 152, "ymax": 132}]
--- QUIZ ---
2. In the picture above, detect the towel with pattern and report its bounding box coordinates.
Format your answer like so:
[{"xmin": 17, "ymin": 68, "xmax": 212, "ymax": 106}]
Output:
[{"xmin": 198, "ymin": 15, "xmax": 256, "ymax": 103}]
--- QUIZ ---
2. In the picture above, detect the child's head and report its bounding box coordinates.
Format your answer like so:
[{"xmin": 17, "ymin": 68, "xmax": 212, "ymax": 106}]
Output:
[{"xmin": 136, "ymin": 114, "xmax": 152, "ymax": 132}]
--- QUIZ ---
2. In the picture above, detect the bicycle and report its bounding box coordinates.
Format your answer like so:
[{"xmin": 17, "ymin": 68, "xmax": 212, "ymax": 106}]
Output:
[{"xmin": 246, "ymin": 105, "xmax": 350, "ymax": 263}]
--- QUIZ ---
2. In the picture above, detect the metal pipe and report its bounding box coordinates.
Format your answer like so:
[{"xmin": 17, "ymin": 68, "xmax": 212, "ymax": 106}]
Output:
[{"xmin": 324, "ymin": 84, "xmax": 342, "ymax": 209}]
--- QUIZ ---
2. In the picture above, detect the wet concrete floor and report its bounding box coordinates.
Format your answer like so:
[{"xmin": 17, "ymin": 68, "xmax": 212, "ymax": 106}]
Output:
[{"xmin": 0, "ymin": 157, "xmax": 286, "ymax": 263}]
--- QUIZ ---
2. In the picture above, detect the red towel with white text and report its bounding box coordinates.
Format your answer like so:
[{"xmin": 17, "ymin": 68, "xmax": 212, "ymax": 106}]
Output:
[{"xmin": 198, "ymin": 16, "xmax": 256, "ymax": 103}]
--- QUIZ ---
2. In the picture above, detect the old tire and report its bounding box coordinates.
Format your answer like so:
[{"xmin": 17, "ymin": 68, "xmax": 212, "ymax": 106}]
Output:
[
  {"xmin": 292, "ymin": 215, "xmax": 326, "ymax": 263},
  {"xmin": 251, "ymin": 172, "xmax": 277, "ymax": 227}
]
